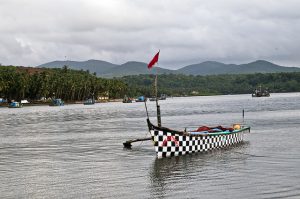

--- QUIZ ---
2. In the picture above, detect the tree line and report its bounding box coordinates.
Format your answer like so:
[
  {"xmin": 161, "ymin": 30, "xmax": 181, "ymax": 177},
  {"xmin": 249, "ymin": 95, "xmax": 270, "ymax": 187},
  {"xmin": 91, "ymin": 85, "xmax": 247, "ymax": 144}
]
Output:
[
  {"xmin": 121, "ymin": 72, "xmax": 300, "ymax": 97},
  {"xmin": 0, "ymin": 65, "xmax": 127, "ymax": 102},
  {"xmin": 1, "ymin": 65, "xmax": 299, "ymax": 102}
]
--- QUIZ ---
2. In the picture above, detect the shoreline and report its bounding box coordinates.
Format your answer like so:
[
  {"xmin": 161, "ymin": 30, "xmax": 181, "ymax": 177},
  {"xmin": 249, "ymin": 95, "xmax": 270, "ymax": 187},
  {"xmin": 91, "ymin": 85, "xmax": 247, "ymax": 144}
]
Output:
[
  {"xmin": 2, "ymin": 92, "xmax": 299, "ymax": 108},
  {"xmin": 0, "ymin": 99, "xmax": 123, "ymax": 107}
]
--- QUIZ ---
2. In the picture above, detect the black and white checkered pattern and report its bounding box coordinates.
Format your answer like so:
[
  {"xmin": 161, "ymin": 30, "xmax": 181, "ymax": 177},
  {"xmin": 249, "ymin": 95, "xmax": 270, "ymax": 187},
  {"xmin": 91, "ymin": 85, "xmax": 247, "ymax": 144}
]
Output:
[{"xmin": 150, "ymin": 129, "xmax": 248, "ymax": 158}]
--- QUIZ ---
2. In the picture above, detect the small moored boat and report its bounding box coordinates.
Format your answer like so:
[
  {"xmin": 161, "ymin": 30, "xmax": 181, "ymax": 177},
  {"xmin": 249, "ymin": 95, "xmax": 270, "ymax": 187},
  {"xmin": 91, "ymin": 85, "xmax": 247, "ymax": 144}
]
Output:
[
  {"xmin": 135, "ymin": 96, "xmax": 146, "ymax": 102},
  {"xmin": 149, "ymin": 94, "xmax": 166, "ymax": 101},
  {"xmin": 252, "ymin": 85, "xmax": 270, "ymax": 97},
  {"xmin": 149, "ymin": 97, "xmax": 156, "ymax": 101},
  {"xmin": 50, "ymin": 98, "xmax": 64, "ymax": 106},
  {"xmin": 84, "ymin": 98, "xmax": 95, "ymax": 105},
  {"xmin": 123, "ymin": 95, "xmax": 133, "ymax": 103},
  {"xmin": 159, "ymin": 94, "xmax": 166, "ymax": 100},
  {"xmin": 8, "ymin": 101, "xmax": 23, "ymax": 108}
]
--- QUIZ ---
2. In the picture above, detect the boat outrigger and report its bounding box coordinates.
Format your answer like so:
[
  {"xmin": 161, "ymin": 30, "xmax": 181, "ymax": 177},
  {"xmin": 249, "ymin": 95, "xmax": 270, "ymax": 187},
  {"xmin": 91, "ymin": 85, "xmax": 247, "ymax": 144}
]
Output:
[{"xmin": 123, "ymin": 51, "xmax": 250, "ymax": 158}]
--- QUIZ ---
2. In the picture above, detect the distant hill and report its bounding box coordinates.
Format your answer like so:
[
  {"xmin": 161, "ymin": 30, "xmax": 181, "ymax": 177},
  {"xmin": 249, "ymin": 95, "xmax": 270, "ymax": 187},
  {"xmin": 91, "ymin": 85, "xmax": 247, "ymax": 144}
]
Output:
[
  {"xmin": 177, "ymin": 61, "xmax": 232, "ymax": 75},
  {"xmin": 39, "ymin": 60, "xmax": 118, "ymax": 75},
  {"xmin": 39, "ymin": 60, "xmax": 176, "ymax": 77},
  {"xmin": 39, "ymin": 59, "xmax": 300, "ymax": 77},
  {"xmin": 100, "ymin": 61, "xmax": 175, "ymax": 77},
  {"xmin": 238, "ymin": 60, "xmax": 300, "ymax": 73},
  {"xmin": 178, "ymin": 60, "xmax": 300, "ymax": 75}
]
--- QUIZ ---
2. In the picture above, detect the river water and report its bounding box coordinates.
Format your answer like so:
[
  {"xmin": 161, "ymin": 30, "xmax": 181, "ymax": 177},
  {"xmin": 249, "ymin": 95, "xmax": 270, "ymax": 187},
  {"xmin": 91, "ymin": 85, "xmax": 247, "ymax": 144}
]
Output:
[{"xmin": 0, "ymin": 93, "xmax": 300, "ymax": 198}]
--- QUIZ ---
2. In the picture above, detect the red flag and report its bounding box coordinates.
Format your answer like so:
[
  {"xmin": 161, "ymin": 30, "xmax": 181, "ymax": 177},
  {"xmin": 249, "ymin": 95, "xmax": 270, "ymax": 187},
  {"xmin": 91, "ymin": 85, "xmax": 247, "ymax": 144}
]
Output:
[{"xmin": 148, "ymin": 51, "xmax": 160, "ymax": 69}]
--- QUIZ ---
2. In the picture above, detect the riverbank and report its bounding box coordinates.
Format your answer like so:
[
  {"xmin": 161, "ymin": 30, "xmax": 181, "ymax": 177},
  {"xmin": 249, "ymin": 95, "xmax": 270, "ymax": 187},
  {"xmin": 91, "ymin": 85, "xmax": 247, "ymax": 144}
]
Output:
[{"xmin": 0, "ymin": 99, "xmax": 123, "ymax": 107}]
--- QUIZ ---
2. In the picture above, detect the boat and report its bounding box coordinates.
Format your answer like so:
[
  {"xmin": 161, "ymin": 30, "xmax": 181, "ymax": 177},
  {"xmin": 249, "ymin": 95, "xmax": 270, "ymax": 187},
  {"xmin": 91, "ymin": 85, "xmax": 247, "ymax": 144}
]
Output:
[
  {"xmin": 149, "ymin": 94, "xmax": 166, "ymax": 101},
  {"xmin": 83, "ymin": 98, "xmax": 95, "ymax": 105},
  {"xmin": 50, "ymin": 98, "xmax": 64, "ymax": 106},
  {"xmin": 8, "ymin": 101, "xmax": 23, "ymax": 108},
  {"xmin": 123, "ymin": 51, "xmax": 251, "ymax": 158},
  {"xmin": 159, "ymin": 94, "xmax": 166, "ymax": 100},
  {"xmin": 252, "ymin": 85, "xmax": 270, "ymax": 97},
  {"xmin": 123, "ymin": 95, "xmax": 133, "ymax": 103},
  {"xmin": 149, "ymin": 97, "xmax": 156, "ymax": 101},
  {"xmin": 0, "ymin": 98, "xmax": 7, "ymax": 103},
  {"xmin": 21, "ymin": 99, "xmax": 30, "ymax": 104},
  {"xmin": 135, "ymin": 96, "xmax": 146, "ymax": 102},
  {"xmin": 146, "ymin": 119, "xmax": 250, "ymax": 158}
]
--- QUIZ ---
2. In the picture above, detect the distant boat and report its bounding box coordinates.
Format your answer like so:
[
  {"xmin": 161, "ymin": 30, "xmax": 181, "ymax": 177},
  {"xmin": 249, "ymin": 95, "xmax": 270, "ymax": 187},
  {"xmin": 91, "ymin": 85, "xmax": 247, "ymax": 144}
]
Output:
[
  {"xmin": 159, "ymin": 94, "xmax": 166, "ymax": 100},
  {"xmin": 84, "ymin": 98, "xmax": 95, "ymax": 105},
  {"xmin": 50, "ymin": 98, "xmax": 64, "ymax": 106},
  {"xmin": 21, "ymin": 99, "xmax": 30, "ymax": 104},
  {"xmin": 0, "ymin": 98, "xmax": 7, "ymax": 103},
  {"xmin": 252, "ymin": 86, "xmax": 270, "ymax": 97},
  {"xmin": 149, "ymin": 97, "xmax": 156, "ymax": 101},
  {"xmin": 8, "ymin": 101, "xmax": 23, "ymax": 108},
  {"xmin": 123, "ymin": 95, "xmax": 133, "ymax": 103},
  {"xmin": 149, "ymin": 94, "xmax": 166, "ymax": 101},
  {"xmin": 135, "ymin": 96, "xmax": 146, "ymax": 102}
]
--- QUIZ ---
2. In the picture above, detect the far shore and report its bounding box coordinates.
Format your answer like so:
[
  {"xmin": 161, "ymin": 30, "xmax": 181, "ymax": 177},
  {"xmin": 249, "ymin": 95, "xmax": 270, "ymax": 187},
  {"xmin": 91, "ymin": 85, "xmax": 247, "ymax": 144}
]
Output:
[{"xmin": 0, "ymin": 99, "xmax": 123, "ymax": 107}]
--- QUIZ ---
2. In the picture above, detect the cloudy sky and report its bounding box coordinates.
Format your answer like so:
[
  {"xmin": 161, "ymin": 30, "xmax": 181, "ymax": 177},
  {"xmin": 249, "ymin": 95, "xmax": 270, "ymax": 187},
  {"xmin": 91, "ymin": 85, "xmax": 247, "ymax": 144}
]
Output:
[{"xmin": 0, "ymin": 0, "xmax": 299, "ymax": 69}]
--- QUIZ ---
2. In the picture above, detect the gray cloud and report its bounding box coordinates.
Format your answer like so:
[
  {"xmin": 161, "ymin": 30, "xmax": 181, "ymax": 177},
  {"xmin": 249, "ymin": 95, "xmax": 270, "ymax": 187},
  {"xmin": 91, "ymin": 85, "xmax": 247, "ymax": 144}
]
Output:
[{"xmin": 0, "ymin": 0, "xmax": 300, "ymax": 69}]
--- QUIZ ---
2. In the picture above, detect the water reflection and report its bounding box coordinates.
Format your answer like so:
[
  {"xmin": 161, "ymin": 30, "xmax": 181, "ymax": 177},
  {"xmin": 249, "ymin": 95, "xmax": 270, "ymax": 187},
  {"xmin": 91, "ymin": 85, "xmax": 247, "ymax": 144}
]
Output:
[{"xmin": 149, "ymin": 141, "xmax": 250, "ymax": 198}]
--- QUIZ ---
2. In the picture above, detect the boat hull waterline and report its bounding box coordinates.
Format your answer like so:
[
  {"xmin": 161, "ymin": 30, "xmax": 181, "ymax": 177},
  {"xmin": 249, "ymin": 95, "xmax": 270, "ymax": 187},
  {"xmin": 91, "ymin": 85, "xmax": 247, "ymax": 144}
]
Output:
[{"xmin": 148, "ymin": 120, "xmax": 250, "ymax": 158}]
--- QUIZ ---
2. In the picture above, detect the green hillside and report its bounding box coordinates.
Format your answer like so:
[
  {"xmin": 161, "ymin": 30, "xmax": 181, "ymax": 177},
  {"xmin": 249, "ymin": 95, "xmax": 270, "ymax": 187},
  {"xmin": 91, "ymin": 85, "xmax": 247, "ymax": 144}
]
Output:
[
  {"xmin": 39, "ymin": 59, "xmax": 300, "ymax": 77},
  {"xmin": 121, "ymin": 72, "xmax": 300, "ymax": 97},
  {"xmin": 178, "ymin": 60, "xmax": 300, "ymax": 75},
  {"xmin": 39, "ymin": 60, "xmax": 118, "ymax": 75},
  {"xmin": 101, "ymin": 61, "xmax": 175, "ymax": 77}
]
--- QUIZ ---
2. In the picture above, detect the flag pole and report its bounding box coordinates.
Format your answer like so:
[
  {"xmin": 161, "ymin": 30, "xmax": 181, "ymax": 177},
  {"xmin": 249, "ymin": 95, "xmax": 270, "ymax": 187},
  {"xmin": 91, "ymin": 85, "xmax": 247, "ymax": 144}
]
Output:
[
  {"xmin": 155, "ymin": 65, "xmax": 162, "ymax": 127},
  {"xmin": 147, "ymin": 50, "xmax": 161, "ymax": 127}
]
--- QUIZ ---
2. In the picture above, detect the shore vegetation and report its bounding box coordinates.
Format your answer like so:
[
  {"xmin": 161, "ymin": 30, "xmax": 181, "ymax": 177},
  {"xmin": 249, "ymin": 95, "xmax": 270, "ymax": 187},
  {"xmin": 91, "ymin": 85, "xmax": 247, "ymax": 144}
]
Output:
[{"xmin": 0, "ymin": 65, "xmax": 127, "ymax": 102}]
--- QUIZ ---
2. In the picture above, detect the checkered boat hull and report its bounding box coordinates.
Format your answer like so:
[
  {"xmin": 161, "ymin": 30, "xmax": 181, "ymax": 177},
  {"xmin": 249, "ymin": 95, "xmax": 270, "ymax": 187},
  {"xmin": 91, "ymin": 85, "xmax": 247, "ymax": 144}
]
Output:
[{"xmin": 150, "ymin": 129, "xmax": 249, "ymax": 158}]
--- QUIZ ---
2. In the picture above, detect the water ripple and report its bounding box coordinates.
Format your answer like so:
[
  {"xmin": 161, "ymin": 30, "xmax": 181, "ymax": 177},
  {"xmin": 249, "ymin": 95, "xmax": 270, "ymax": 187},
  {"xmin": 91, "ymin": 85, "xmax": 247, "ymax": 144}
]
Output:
[{"xmin": 1, "ymin": 93, "xmax": 300, "ymax": 198}]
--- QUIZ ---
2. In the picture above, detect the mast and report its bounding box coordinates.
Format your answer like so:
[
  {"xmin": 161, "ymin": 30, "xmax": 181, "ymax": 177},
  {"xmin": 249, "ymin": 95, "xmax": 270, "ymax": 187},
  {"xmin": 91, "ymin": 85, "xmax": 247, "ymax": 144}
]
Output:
[
  {"xmin": 147, "ymin": 50, "xmax": 161, "ymax": 127},
  {"xmin": 155, "ymin": 69, "xmax": 162, "ymax": 127}
]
